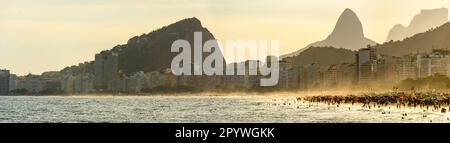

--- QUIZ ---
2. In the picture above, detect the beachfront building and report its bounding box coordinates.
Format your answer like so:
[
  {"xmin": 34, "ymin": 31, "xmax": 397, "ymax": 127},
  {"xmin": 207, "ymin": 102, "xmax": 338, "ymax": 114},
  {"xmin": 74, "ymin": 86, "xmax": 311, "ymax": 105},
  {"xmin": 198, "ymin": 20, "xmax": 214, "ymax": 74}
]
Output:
[
  {"xmin": 161, "ymin": 69, "xmax": 177, "ymax": 87},
  {"xmin": 299, "ymin": 63, "xmax": 324, "ymax": 90},
  {"xmin": 394, "ymin": 55, "xmax": 417, "ymax": 81},
  {"xmin": 77, "ymin": 61, "xmax": 95, "ymax": 74},
  {"xmin": 8, "ymin": 74, "xmax": 18, "ymax": 92},
  {"xmin": 60, "ymin": 61, "xmax": 95, "ymax": 76},
  {"xmin": 340, "ymin": 63, "xmax": 358, "ymax": 86},
  {"xmin": 416, "ymin": 50, "xmax": 450, "ymax": 78},
  {"xmin": 223, "ymin": 62, "xmax": 248, "ymax": 89},
  {"xmin": 23, "ymin": 74, "xmax": 44, "ymax": 94},
  {"xmin": 123, "ymin": 71, "xmax": 146, "ymax": 93},
  {"xmin": 198, "ymin": 75, "xmax": 225, "ymax": 89},
  {"xmin": 356, "ymin": 47, "xmax": 377, "ymax": 84},
  {"xmin": 145, "ymin": 70, "xmax": 164, "ymax": 89},
  {"xmin": 41, "ymin": 71, "xmax": 62, "ymax": 93},
  {"xmin": 74, "ymin": 73, "xmax": 95, "ymax": 94},
  {"xmin": 278, "ymin": 60, "xmax": 299, "ymax": 89},
  {"xmin": 9, "ymin": 75, "xmax": 26, "ymax": 92},
  {"xmin": 324, "ymin": 63, "xmax": 356, "ymax": 87},
  {"xmin": 416, "ymin": 54, "xmax": 431, "ymax": 78},
  {"xmin": 0, "ymin": 69, "xmax": 10, "ymax": 95},
  {"xmin": 243, "ymin": 60, "xmax": 261, "ymax": 89},
  {"xmin": 94, "ymin": 51, "xmax": 119, "ymax": 90},
  {"xmin": 220, "ymin": 60, "xmax": 266, "ymax": 89},
  {"xmin": 390, "ymin": 49, "xmax": 450, "ymax": 82},
  {"xmin": 61, "ymin": 74, "xmax": 75, "ymax": 93},
  {"xmin": 143, "ymin": 69, "xmax": 177, "ymax": 91},
  {"xmin": 379, "ymin": 56, "xmax": 398, "ymax": 83},
  {"xmin": 324, "ymin": 65, "xmax": 338, "ymax": 87},
  {"xmin": 108, "ymin": 77, "xmax": 124, "ymax": 93}
]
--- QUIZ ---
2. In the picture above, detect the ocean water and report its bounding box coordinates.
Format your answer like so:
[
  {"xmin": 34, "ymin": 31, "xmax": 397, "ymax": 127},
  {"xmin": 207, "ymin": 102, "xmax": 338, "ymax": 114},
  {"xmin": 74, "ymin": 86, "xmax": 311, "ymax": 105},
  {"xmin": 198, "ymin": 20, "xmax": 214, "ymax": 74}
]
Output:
[{"xmin": 0, "ymin": 95, "xmax": 449, "ymax": 123}]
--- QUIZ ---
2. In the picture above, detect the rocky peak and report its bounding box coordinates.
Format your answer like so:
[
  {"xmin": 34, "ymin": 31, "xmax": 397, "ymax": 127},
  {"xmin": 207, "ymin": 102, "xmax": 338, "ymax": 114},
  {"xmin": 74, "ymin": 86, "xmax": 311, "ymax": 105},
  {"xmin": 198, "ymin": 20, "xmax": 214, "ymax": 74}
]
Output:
[
  {"xmin": 329, "ymin": 8, "xmax": 364, "ymax": 40},
  {"xmin": 386, "ymin": 8, "xmax": 449, "ymax": 41}
]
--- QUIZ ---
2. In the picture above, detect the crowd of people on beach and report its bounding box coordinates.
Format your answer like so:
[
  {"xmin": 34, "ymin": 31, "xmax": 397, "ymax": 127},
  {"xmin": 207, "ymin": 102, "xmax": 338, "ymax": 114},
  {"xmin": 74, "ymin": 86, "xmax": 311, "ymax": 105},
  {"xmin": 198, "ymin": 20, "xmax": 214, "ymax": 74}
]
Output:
[{"xmin": 297, "ymin": 91, "xmax": 450, "ymax": 113}]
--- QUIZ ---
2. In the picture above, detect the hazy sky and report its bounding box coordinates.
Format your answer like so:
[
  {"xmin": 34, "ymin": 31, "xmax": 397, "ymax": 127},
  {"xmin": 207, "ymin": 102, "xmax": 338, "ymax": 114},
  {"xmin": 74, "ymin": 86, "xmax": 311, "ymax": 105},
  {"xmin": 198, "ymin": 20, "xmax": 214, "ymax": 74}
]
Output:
[{"xmin": 1, "ymin": 0, "xmax": 449, "ymax": 75}]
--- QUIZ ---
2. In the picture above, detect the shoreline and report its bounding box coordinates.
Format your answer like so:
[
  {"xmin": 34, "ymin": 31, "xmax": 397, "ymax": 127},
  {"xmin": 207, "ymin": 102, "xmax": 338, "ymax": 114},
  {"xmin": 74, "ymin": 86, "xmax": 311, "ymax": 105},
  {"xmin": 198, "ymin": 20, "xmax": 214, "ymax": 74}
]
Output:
[{"xmin": 3, "ymin": 90, "xmax": 450, "ymax": 97}]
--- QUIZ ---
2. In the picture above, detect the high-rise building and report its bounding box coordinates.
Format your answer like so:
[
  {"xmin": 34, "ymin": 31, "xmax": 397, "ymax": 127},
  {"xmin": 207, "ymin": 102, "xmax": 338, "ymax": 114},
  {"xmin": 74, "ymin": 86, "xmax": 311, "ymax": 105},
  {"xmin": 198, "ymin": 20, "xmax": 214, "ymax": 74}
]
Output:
[
  {"xmin": 278, "ymin": 60, "xmax": 299, "ymax": 88},
  {"xmin": 123, "ymin": 71, "xmax": 146, "ymax": 93},
  {"xmin": 299, "ymin": 63, "xmax": 324, "ymax": 89},
  {"xmin": 393, "ymin": 55, "xmax": 416, "ymax": 81},
  {"xmin": 356, "ymin": 47, "xmax": 377, "ymax": 84},
  {"xmin": 61, "ymin": 74, "xmax": 75, "ymax": 93},
  {"xmin": 0, "ymin": 69, "xmax": 10, "ymax": 95},
  {"xmin": 416, "ymin": 53, "xmax": 432, "ymax": 78},
  {"xmin": 8, "ymin": 74, "xmax": 18, "ymax": 91},
  {"xmin": 324, "ymin": 65, "xmax": 338, "ymax": 87},
  {"xmin": 416, "ymin": 49, "xmax": 450, "ymax": 78},
  {"xmin": 94, "ymin": 51, "xmax": 119, "ymax": 90},
  {"xmin": 324, "ymin": 63, "xmax": 356, "ymax": 87},
  {"xmin": 74, "ymin": 73, "xmax": 94, "ymax": 94},
  {"xmin": 24, "ymin": 74, "xmax": 44, "ymax": 94},
  {"xmin": 9, "ymin": 75, "xmax": 25, "ymax": 92}
]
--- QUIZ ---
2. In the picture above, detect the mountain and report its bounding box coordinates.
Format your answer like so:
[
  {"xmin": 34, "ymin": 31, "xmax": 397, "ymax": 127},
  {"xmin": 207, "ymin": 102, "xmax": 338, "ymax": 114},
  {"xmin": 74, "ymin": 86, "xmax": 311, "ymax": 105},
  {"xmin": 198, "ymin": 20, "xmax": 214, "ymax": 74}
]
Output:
[
  {"xmin": 375, "ymin": 22, "xmax": 450, "ymax": 57},
  {"xmin": 283, "ymin": 8, "xmax": 377, "ymax": 58},
  {"xmin": 386, "ymin": 8, "xmax": 449, "ymax": 42},
  {"xmin": 289, "ymin": 46, "xmax": 356, "ymax": 67},
  {"xmin": 107, "ymin": 17, "xmax": 224, "ymax": 74}
]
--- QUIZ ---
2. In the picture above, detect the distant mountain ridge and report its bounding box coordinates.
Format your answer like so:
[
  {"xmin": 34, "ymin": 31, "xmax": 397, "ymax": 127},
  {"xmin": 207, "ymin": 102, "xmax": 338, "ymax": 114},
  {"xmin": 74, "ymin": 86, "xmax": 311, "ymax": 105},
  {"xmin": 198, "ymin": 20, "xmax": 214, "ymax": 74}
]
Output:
[
  {"xmin": 386, "ymin": 8, "xmax": 449, "ymax": 42},
  {"xmin": 286, "ymin": 20, "xmax": 450, "ymax": 69},
  {"xmin": 289, "ymin": 46, "xmax": 356, "ymax": 68},
  {"xmin": 283, "ymin": 8, "xmax": 377, "ymax": 58},
  {"xmin": 376, "ymin": 22, "xmax": 450, "ymax": 56}
]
